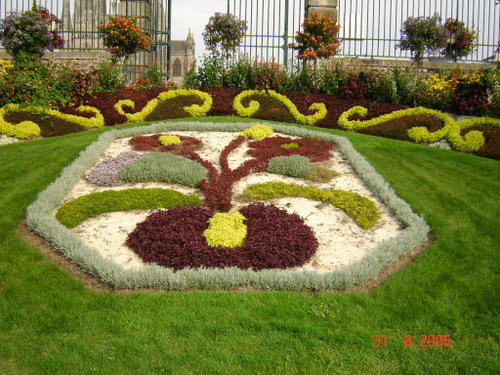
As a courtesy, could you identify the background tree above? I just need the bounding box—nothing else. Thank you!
[442,18,478,61]
[203,12,247,61]
[292,13,342,63]
[0,0,64,64]
[397,14,448,68]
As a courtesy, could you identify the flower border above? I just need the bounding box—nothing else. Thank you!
[26,121,430,291]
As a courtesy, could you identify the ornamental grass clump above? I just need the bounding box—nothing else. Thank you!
[85,151,144,187]
[267,155,312,179]
[119,152,208,188]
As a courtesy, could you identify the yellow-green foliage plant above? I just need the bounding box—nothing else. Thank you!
[114,89,213,123]
[159,135,182,145]
[233,90,328,126]
[338,106,500,153]
[239,124,274,139]
[242,181,380,230]
[203,211,247,248]
[0,104,41,138]
[0,103,105,139]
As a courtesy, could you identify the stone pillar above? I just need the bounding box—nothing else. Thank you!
[306,0,338,23]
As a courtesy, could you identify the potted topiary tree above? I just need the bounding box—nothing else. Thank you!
[397,14,448,68]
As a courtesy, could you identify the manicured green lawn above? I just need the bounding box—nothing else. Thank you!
[0,117,498,374]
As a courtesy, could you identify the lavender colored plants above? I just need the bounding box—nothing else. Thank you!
[85,151,144,186]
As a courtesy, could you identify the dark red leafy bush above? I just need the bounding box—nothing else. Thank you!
[248,136,334,162]
[126,203,318,271]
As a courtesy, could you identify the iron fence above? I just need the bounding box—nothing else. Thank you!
[1,0,171,79]
[228,0,499,66]
[228,0,305,68]
[2,0,499,74]
[338,0,500,63]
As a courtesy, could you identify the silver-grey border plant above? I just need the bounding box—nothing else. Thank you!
[26,121,430,291]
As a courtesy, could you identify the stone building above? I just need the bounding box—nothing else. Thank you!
[169,30,196,85]
[57,0,195,84]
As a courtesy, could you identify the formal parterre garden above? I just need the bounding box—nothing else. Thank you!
[1,59,499,290]
[1,7,499,372]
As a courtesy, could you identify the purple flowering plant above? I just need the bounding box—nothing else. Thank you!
[0,1,64,63]
[203,12,247,59]
[442,18,477,60]
[397,14,448,67]
[85,151,145,187]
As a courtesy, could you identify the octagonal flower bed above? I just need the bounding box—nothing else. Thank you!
[26,121,430,290]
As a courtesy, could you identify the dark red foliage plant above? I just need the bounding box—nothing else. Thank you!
[125,204,318,271]
[247,136,334,162]
[129,134,203,154]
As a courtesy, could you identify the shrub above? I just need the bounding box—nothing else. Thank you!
[267,155,312,179]
[239,124,274,139]
[129,134,203,154]
[85,151,145,186]
[442,18,477,60]
[291,12,342,61]
[56,188,202,229]
[318,62,348,97]
[0,103,41,138]
[186,55,223,88]
[233,90,327,125]
[93,60,124,93]
[119,151,208,188]
[223,57,256,89]
[158,135,182,145]
[368,67,418,106]
[397,14,448,66]
[126,203,318,271]
[248,135,333,163]
[203,211,247,248]
[241,181,380,230]
[0,3,64,63]
[0,57,73,108]
[114,89,213,122]
[203,13,247,59]
[97,15,153,65]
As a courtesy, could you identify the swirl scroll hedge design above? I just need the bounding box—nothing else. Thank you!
[0,103,104,138]
[114,89,213,123]
[338,106,500,153]
[233,89,328,126]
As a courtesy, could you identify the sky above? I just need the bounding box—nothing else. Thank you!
[171,0,228,59]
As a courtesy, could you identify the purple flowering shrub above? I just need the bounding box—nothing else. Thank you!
[126,203,318,271]
[0,4,64,62]
[85,151,144,186]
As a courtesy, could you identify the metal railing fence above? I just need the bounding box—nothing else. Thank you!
[228,0,499,66]
[228,0,305,68]
[1,0,171,79]
[338,0,500,63]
